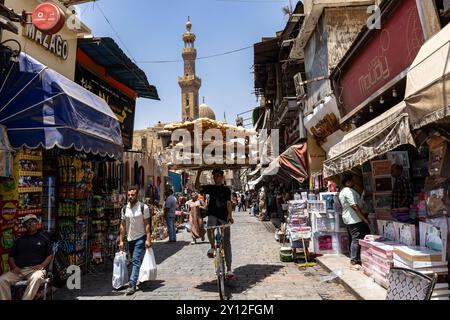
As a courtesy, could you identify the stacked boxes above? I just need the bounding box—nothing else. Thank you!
[359,237,397,288]
[393,246,449,300]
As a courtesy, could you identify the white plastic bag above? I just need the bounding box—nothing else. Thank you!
[138,248,157,282]
[112,251,129,289]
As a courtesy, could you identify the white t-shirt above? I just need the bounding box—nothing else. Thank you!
[121,202,150,241]
[338,187,362,225]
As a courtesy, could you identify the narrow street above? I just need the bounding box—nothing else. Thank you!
[55,211,355,300]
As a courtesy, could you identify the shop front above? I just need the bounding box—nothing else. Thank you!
[321,22,450,298]
[0,52,124,282]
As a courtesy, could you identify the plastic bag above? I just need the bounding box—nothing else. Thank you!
[112,251,129,289]
[138,248,157,282]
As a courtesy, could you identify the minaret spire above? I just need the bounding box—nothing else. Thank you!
[178,17,201,122]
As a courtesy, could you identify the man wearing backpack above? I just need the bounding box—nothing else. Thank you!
[119,186,152,295]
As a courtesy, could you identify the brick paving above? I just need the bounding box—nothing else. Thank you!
[54,211,355,300]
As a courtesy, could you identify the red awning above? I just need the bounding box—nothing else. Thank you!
[262,144,308,183]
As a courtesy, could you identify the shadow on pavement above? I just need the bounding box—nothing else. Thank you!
[195,264,284,298]
[139,280,165,292]
[153,240,190,264]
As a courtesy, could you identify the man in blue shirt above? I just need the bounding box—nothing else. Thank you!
[164,189,178,242]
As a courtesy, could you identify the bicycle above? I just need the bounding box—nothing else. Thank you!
[205,223,231,300]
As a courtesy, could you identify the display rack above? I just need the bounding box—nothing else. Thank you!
[15,149,43,234]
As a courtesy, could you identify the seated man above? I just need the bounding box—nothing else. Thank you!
[0,215,53,300]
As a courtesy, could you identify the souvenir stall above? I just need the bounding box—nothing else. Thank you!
[0,125,16,275]
[0,53,123,279]
[320,22,450,296]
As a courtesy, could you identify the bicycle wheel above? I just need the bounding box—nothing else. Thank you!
[216,249,226,300]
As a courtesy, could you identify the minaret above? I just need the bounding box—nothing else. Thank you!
[178,17,201,122]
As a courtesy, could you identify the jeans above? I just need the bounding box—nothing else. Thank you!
[166,215,176,241]
[207,216,232,271]
[127,235,146,286]
[347,222,370,264]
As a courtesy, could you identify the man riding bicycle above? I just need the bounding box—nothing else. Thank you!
[195,169,236,280]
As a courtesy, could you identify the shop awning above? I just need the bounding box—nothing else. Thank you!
[323,102,415,178]
[405,23,450,129]
[78,37,159,100]
[0,53,123,160]
[261,144,308,183]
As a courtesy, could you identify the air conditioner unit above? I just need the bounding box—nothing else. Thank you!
[293,72,305,99]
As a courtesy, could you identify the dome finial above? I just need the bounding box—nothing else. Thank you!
[202,96,205,104]
[186,16,192,32]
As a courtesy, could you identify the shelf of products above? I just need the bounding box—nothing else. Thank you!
[54,155,93,279]
[15,149,43,234]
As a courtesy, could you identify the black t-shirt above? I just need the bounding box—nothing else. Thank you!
[201,185,231,221]
[9,232,52,268]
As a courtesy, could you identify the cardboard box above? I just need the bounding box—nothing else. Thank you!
[393,246,444,262]
[393,259,449,275]
[393,252,448,269]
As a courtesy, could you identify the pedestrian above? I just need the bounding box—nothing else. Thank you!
[0,215,53,300]
[164,189,177,243]
[119,186,152,295]
[196,169,236,280]
[338,173,370,270]
[240,193,246,211]
[258,187,267,221]
[188,192,206,244]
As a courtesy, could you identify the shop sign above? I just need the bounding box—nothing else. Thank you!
[32,1,66,35]
[0,201,17,222]
[75,64,136,149]
[334,0,425,118]
[304,96,352,149]
[24,24,69,60]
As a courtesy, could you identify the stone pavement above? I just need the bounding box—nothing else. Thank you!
[54,211,356,300]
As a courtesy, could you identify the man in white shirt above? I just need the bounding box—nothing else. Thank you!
[338,173,370,270]
[119,186,152,295]
[164,189,178,242]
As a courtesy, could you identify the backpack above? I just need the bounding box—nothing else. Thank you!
[122,202,151,234]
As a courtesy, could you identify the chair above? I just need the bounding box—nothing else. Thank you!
[386,267,437,300]
[12,242,58,300]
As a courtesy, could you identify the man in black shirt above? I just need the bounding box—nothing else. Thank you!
[196,169,235,280]
[0,215,53,300]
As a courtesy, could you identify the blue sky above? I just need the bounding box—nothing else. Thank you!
[78,0,291,129]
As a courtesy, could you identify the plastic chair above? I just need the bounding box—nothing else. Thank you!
[386,267,437,300]
[12,242,58,300]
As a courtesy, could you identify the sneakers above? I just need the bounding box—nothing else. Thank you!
[225,271,236,280]
[350,264,362,271]
[190,240,197,245]
[125,284,136,295]
[207,248,215,258]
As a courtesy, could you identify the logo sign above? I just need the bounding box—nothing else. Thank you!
[32,2,66,35]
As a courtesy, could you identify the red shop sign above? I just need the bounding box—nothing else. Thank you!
[334,0,425,118]
[32,2,66,35]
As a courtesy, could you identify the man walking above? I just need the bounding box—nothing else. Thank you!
[119,186,152,295]
[0,215,53,300]
[196,169,235,280]
[164,189,177,243]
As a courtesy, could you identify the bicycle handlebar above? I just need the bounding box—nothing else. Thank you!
[205,223,232,230]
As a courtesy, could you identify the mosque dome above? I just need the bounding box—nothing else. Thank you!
[199,103,216,120]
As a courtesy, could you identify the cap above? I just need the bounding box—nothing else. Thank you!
[23,214,39,224]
